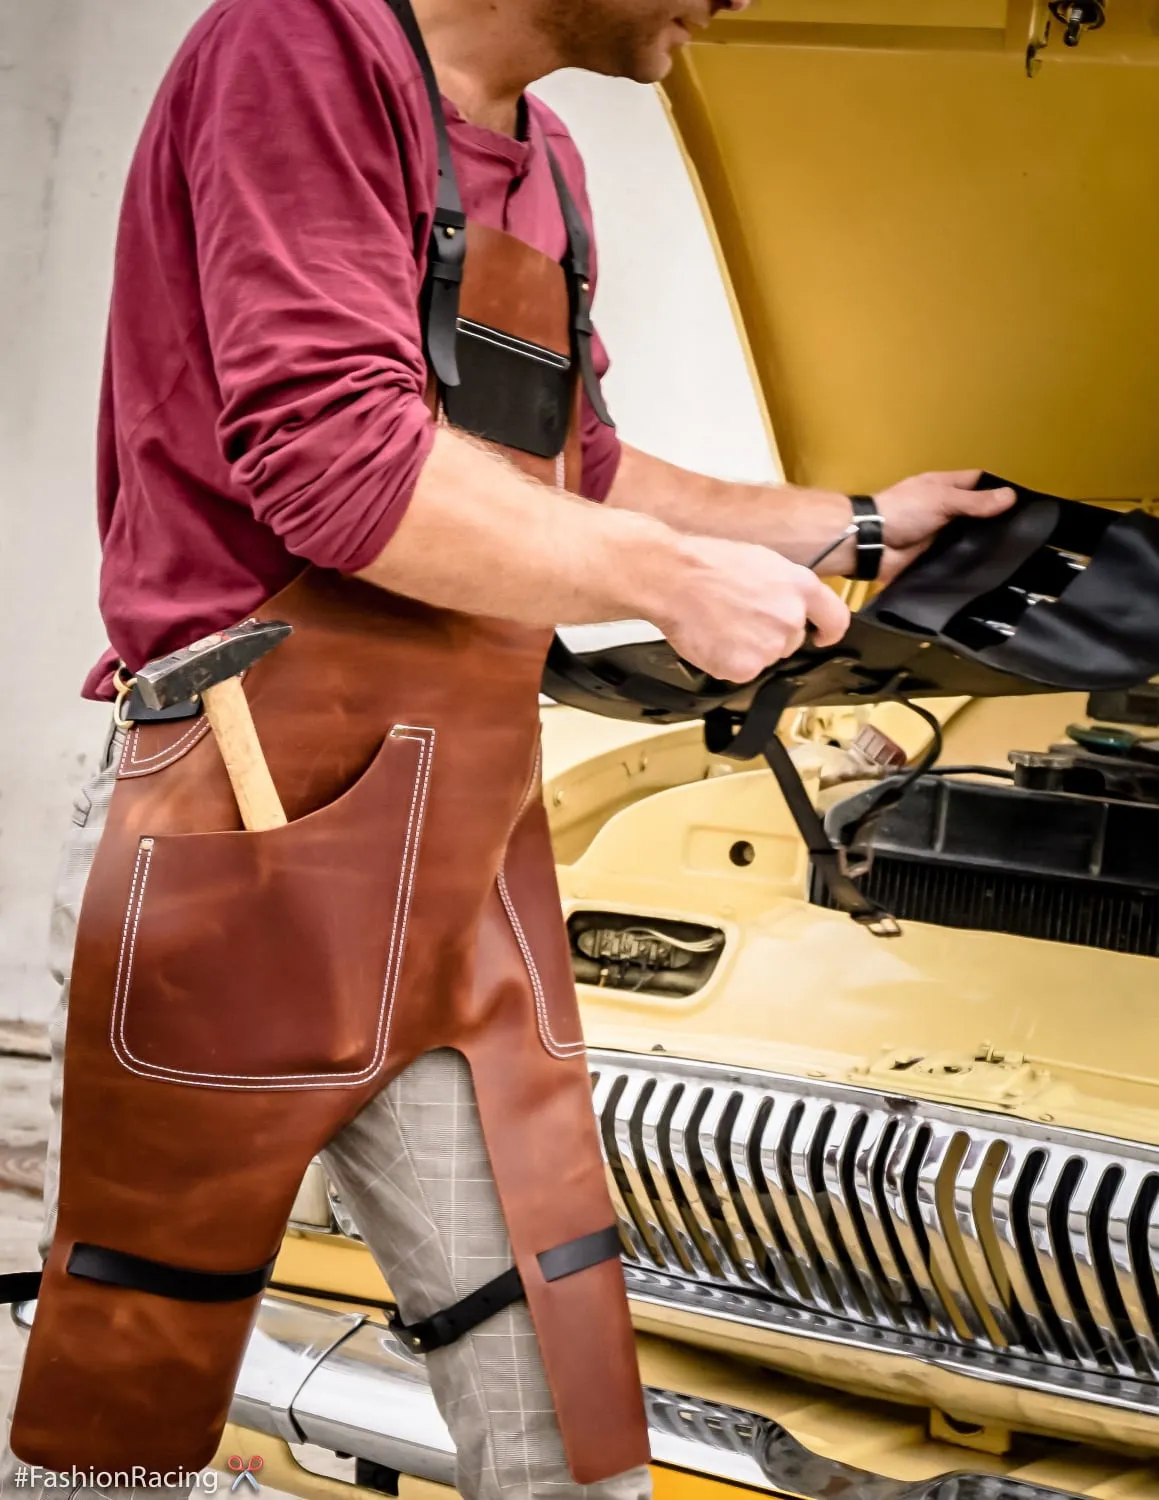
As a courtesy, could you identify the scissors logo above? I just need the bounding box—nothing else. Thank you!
[228,1456,264,1492]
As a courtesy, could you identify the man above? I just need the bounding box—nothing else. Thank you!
[2,0,1013,1497]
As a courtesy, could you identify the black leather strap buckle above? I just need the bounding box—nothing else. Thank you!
[850,495,885,582]
[390,1265,523,1355]
[389,1224,621,1355]
[429,208,467,285]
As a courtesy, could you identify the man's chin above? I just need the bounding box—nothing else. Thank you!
[592,49,675,83]
[630,39,680,83]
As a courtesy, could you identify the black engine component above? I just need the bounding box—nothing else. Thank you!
[567,911,725,996]
[811,765,1159,957]
[1087,681,1159,727]
[1009,741,1159,802]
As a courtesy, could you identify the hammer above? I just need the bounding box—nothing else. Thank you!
[134,620,292,831]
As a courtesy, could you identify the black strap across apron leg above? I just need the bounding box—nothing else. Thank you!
[0,1271,43,1304]
[67,1243,277,1302]
[389,1225,621,1355]
[0,1246,276,1307]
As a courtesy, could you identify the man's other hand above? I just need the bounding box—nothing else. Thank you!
[875,470,1016,581]
[655,536,851,682]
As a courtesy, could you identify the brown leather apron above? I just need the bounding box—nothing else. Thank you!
[11,4,648,1480]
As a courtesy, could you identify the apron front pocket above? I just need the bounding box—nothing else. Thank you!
[110,725,435,1089]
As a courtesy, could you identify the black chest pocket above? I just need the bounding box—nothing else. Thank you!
[442,319,574,460]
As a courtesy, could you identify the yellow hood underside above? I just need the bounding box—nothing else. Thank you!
[663,0,1159,498]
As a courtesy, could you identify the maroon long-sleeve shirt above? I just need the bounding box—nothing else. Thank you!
[85,0,619,700]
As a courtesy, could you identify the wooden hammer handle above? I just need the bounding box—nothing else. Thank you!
[201,677,287,831]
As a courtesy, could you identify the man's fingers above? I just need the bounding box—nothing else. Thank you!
[804,576,851,647]
[955,483,1017,517]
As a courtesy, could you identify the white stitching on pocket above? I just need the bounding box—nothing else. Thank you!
[109,725,436,1091]
[497,745,584,1060]
[118,719,212,777]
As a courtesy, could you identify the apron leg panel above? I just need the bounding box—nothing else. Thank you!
[15,825,397,1474]
[12,1244,254,1472]
[461,882,649,1484]
[11,1069,355,1470]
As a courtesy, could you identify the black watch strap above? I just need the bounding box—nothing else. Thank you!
[849,495,885,582]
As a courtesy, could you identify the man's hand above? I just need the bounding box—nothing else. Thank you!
[872,470,1015,581]
[654,536,850,682]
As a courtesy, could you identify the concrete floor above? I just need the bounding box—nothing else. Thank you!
[0,1045,55,1442]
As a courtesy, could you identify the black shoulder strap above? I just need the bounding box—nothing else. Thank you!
[546,144,614,427]
[382,0,465,388]
[382,0,610,421]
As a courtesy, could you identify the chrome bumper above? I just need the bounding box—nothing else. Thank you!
[192,1296,1084,1497]
[11,1293,1077,1496]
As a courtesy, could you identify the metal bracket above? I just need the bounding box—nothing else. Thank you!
[1028,0,1106,72]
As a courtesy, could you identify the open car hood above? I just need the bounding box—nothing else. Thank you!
[548,3,1159,723]
[661,0,1159,502]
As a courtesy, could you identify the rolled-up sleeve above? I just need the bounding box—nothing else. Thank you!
[178,0,434,572]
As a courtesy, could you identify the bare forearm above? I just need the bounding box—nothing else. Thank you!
[355,426,853,681]
[356,427,682,627]
[606,443,856,571]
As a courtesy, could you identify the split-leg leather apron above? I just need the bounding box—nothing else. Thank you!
[10,7,648,1477]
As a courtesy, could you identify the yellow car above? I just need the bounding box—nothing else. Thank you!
[218,4,1159,1496]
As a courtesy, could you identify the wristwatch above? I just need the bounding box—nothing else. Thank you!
[848,495,885,582]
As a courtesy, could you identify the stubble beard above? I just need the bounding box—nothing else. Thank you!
[533,0,679,84]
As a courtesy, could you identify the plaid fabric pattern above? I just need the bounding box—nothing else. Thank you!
[0,730,651,1500]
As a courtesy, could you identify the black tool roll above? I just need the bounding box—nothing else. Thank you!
[861,474,1159,691]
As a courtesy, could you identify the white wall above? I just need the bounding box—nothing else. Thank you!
[0,4,772,1021]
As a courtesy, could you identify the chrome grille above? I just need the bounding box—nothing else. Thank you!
[590,1050,1159,1413]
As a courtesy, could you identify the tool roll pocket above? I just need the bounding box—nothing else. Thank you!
[110,724,435,1088]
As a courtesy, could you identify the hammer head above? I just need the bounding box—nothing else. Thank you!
[136,620,293,711]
